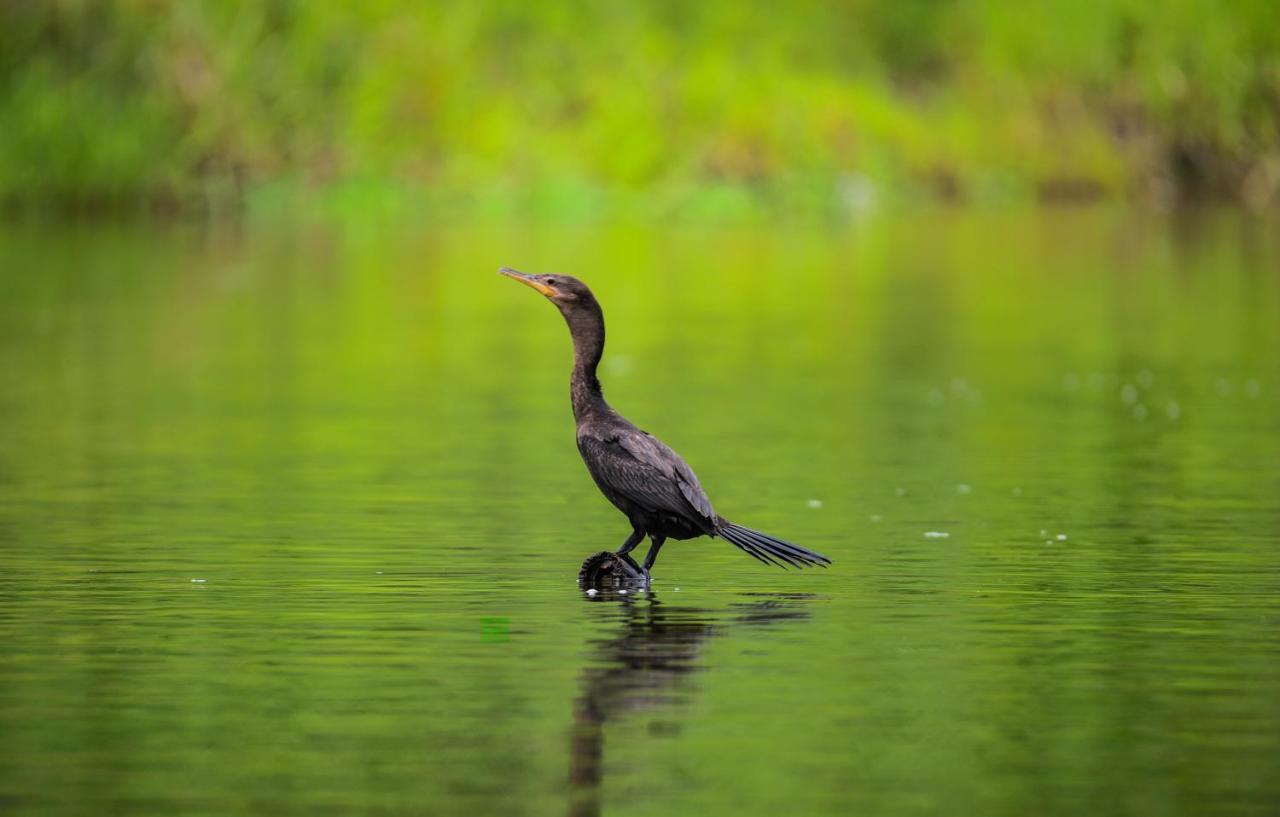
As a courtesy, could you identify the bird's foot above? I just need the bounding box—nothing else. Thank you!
[615,551,642,574]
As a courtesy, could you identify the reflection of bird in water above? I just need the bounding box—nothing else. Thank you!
[500,269,831,580]
[567,593,812,817]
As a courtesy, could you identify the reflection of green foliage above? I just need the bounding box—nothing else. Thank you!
[0,214,1278,815]
[1,1,1278,213]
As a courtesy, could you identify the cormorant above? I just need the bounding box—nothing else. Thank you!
[500,267,831,579]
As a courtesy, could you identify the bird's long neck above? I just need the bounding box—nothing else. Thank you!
[564,299,607,422]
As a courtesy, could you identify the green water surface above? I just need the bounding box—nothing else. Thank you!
[1,210,1278,816]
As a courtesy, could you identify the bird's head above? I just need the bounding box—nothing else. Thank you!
[499,267,596,314]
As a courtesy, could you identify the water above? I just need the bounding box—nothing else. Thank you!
[1,209,1278,816]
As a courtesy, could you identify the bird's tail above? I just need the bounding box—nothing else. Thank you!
[715,520,831,569]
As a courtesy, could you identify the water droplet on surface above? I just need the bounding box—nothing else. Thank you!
[806,499,823,509]
[1121,384,1139,404]
[923,531,950,538]
[1056,534,1068,541]
[585,588,598,596]
[956,484,971,495]
[190,579,206,583]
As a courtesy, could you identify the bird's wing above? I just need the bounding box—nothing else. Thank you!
[619,431,717,521]
[578,429,716,526]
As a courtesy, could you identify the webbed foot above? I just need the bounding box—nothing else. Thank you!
[615,551,642,573]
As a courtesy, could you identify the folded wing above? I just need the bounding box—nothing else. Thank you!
[578,430,716,530]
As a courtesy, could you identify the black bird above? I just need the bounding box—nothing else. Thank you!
[500,267,831,579]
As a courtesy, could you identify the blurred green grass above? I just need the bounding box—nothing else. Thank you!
[2,1,1278,217]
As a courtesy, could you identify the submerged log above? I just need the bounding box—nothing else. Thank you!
[578,551,648,590]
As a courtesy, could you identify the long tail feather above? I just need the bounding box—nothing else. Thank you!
[734,539,779,567]
[716,522,831,569]
[738,538,792,569]
[728,523,828,567]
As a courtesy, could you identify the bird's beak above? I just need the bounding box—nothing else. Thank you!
[499,267,557,297]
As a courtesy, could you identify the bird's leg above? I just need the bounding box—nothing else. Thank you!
[615,527,645,573]
[616,528,644,555]
[641,534,666,581]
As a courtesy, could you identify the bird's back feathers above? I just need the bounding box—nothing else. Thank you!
[577,430,716,531]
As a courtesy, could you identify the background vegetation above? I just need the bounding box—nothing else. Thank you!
[3,0,1279,216]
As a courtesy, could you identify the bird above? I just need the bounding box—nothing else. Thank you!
[499,267,831,581]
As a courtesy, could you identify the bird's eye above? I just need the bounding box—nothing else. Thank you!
[546,278,557,286]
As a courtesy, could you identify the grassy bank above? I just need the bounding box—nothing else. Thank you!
[2,1,1279,216]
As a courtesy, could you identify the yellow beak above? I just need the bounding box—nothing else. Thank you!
[499,267,557,297]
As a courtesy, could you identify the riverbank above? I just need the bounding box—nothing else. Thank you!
[3,2,1278,215]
